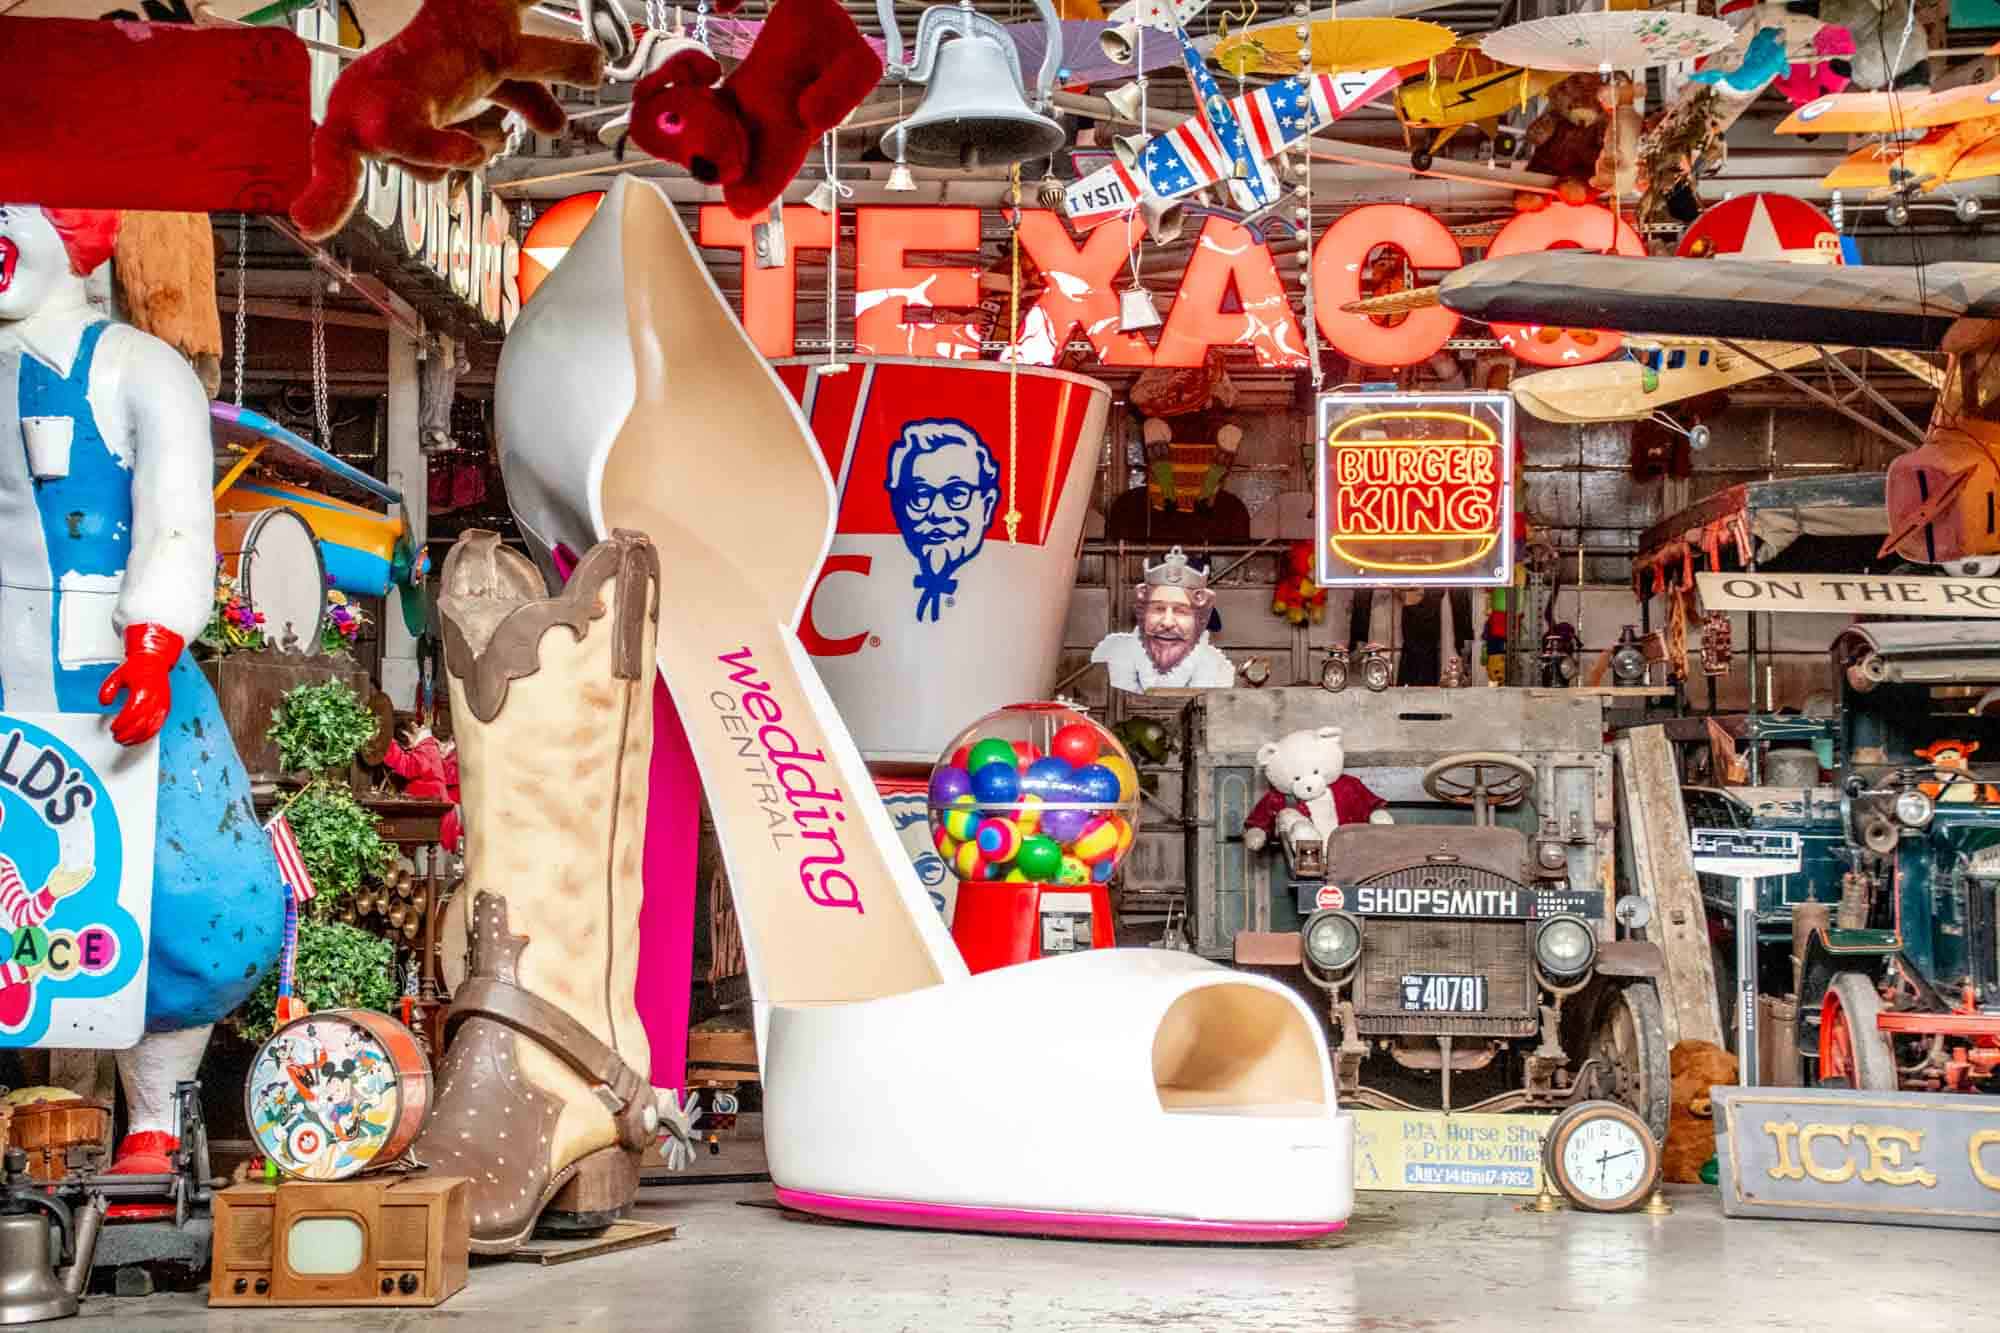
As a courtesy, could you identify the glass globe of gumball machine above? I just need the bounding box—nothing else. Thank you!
[927,702,1141,974]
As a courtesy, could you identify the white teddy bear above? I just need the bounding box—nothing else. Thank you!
[1242,725,1393,854]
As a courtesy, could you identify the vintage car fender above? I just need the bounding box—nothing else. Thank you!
[1594,939,1666,978]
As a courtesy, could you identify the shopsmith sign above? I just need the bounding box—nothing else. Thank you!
[528,193,1641,370]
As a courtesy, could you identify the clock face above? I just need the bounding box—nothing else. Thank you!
[1547,1103,1658,1210]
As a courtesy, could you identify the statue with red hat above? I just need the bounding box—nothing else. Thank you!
[0,203,283,1177]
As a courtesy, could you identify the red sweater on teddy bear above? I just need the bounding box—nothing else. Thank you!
[1243,777,1385,837]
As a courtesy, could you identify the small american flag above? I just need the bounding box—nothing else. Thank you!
[267,813,316,904]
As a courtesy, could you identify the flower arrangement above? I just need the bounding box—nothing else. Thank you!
[320,589,369,655]
[199,559,267,655]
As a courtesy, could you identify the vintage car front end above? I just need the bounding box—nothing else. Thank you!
[1186,686,1671,1139]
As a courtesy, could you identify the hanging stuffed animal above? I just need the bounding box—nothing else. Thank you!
[1519,72,1608,209]
[1590,73,1643,199]
[626,0,883,219]
[1815,0,1927,90]
[289,0,607,239]
[1271,540,1326,626]
[1770,25,1854,106]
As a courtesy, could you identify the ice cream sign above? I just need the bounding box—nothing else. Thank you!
[1315,392,1514,588]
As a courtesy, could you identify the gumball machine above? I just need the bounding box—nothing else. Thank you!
[928,703,1141,973]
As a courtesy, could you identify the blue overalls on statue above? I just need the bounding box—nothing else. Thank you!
[1,319,282,1031]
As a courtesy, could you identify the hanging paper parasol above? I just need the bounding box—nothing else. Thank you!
[1212,16,1455,76]
[1480,11,1734,73]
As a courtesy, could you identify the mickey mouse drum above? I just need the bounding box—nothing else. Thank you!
[246,1009,432,1180]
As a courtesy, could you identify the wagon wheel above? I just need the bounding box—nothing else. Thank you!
[1422,752,1535,827]
[1587,982,1669,1142]
[1818,973,1899,1091]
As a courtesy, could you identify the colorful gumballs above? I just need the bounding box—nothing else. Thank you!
[1110,813,1135,857]
[932,826,959,859]
[1012,740,1044,765]
[1003,868,1031,883]
[970,761,1021,805]
[1050,722,1102,767]
[1056,854,1091,885]
[929,765,973,807]
[1021,757,1074,799]
[952,841,987,881]
[941,794,980,842]
[950,744,972,772]
[1039,806,1090,845]
[967,737,1017,773]
[1099,755,1139,803]
[1091,858,1116,883]
[975,817,1022,862]
[1015,793,1044,835]
[1072,814,1122,865]
[984,860,1011,880]
[1015,835,1063,882]
[1073,763,1122,806]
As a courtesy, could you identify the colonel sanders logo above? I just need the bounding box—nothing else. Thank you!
[885,419,1001,622]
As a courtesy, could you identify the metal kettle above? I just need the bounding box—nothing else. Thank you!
[0,1150,104,1324]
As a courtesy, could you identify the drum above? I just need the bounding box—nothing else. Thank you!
[216,506,328,655]
[246,1009,432,1180]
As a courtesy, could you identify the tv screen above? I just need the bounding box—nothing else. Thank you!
[287,1216,365,1275]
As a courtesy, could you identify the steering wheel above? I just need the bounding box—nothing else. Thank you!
[1423,752,1537,826]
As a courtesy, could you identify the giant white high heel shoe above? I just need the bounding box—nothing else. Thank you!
[497,176,1355,1240]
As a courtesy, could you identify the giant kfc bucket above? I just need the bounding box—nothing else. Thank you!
[774,357,1111,763]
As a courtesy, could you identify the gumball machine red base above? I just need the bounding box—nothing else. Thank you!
[929,703,1140,974]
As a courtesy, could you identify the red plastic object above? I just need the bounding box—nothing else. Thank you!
[0,18,311,213]
[950,881,1115,974]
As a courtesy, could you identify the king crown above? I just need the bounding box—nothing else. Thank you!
[1144,546,1209,591]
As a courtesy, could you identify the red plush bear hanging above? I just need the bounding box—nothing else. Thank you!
[290,0,606,240]
[625,0,883,218]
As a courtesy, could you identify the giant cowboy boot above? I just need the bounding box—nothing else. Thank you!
[412,528,661,1254]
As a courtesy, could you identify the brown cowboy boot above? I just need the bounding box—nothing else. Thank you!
[413,529,661,1254]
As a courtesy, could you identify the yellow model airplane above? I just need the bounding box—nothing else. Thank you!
[1778,74,2000,195]
[1394,42,1565,169]
[1511,337,1941,424]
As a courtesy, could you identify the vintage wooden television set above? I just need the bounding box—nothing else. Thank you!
[208,1174,468,1308]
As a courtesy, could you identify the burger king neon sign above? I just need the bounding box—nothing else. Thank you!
[1316,392,1514,587]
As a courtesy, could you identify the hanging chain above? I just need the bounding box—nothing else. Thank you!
[824,130,841,371]
[233,214,249,406]
[1004,164,1023,545]
[310,281,332,446]
[692,0,709,48]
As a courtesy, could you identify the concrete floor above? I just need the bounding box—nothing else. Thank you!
[72,1181,1988,1332]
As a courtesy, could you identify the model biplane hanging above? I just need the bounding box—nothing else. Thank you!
[1393,42,1565,170]
[1778,74,2000,197]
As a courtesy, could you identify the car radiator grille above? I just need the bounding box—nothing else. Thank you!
[1354,920,1536,1033]
[1359,864,1528,895]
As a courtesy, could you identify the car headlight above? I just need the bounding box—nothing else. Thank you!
[1534,914,1596,981]
[1302,909,1362,974]
[1893,789,1935,828]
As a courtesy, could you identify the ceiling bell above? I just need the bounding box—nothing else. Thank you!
[1103,82,1144,123]
[1119,287,1163,331]
[1101,19,1140,64]
[877,0,1068,170]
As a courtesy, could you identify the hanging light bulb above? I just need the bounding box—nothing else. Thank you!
[1119,287,1163,331]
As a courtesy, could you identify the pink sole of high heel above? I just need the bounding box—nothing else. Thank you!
[772,1187,1348,1243]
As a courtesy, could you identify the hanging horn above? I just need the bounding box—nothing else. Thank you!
[1101,19,1141,64]
[1111,132,1150,169]
[1104,82,1144,122]
[1140,195,1184,244]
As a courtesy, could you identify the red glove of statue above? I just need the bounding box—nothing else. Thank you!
[97,623,183,747]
